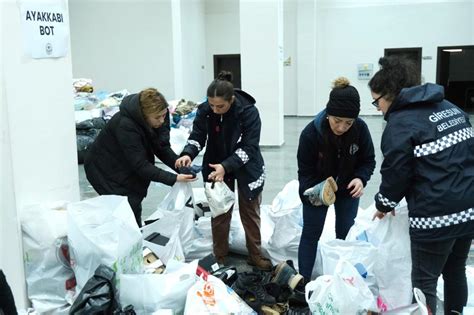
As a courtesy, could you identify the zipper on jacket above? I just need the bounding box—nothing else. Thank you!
[222,114,227,155]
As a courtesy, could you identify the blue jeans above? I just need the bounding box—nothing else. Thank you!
[411,237,472,314]
[298,195,359,280]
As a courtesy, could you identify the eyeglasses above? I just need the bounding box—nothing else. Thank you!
[372,94,385,108]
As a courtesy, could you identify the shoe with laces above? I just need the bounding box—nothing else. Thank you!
[288,284,307,308]
[264,282,293,304]
[272,260,304,290]
[232,272,276,312]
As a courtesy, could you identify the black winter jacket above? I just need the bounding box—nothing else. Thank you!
[375,83,474,241]
[298,110,376,202]
[181,89,265,200]
[84,93,178,198]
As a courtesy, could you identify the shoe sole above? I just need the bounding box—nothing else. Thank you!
[272,262,295,285]
[272,262,304,290]
[321,176,338,206]
[288,273,304,290]
[261,305,279,315]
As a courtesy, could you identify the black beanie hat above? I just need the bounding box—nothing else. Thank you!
[326,77,360,118]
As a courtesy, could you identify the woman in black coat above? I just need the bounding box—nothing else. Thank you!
[297,77,376,281]
[84,88,195,227]
[370,56,474,314]
[175,71,272,270]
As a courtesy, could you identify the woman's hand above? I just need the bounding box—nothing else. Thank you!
[175,155,191,169]
[176,174,197,182]
[372,209,395,221]
[208,163,225,182]
[347,178,364,198]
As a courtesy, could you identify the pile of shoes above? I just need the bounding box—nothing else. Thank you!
[228,260,311,315]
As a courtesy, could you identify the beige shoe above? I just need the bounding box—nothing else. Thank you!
[261,303,289,315]
[321,176,338,206]
[303,176,338,206]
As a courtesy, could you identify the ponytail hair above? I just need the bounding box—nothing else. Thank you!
[207,70,234,102]
[368,56,421,101]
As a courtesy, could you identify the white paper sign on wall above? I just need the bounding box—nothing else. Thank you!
[357,63,373,80]
[19,0,69,59]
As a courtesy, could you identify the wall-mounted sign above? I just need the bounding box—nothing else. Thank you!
[19,0,69,59]
[357,63,373,80]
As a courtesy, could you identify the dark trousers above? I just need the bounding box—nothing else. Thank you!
[127,195,144,228]
[0,270,17,315]
[298,195,359,280]
[212,180,263,259]
[411,237,472,314]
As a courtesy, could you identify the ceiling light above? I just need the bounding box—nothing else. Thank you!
[442,49,463,53]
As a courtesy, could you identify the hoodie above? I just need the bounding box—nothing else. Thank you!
[84,93,178,198]
[297,109,376,202]
[375,83,474,241]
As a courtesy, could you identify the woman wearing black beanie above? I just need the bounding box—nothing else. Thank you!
[296,77,376,281]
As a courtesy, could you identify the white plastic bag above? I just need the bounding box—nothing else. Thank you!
[265,181,303,265]
[193,187,210,218]
[346,200,412,309]
[21,202,74,314]
[381,288,429,314]
[437,265,474,307]
[306,260,377,314]
[186,216,213,260]
[315,239,378,294]
[316,239,377,276]
[120,260,198,315]
[229,205,273,258]
[67,195,143,293]
[170,126,191,155]
[205,181,235,218]
[184,274,257,315]
[142,226,185,265]
[144,182,195,256]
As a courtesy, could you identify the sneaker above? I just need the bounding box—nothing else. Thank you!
[264,282,293,303]
[232,272,276,311]
[247,255,273,271]
[272,260,304,290]
[288,285,307,308]
[303,176,338,206]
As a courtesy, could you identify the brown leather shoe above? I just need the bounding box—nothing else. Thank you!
[247,255,273,271]
[216,255,226,265]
